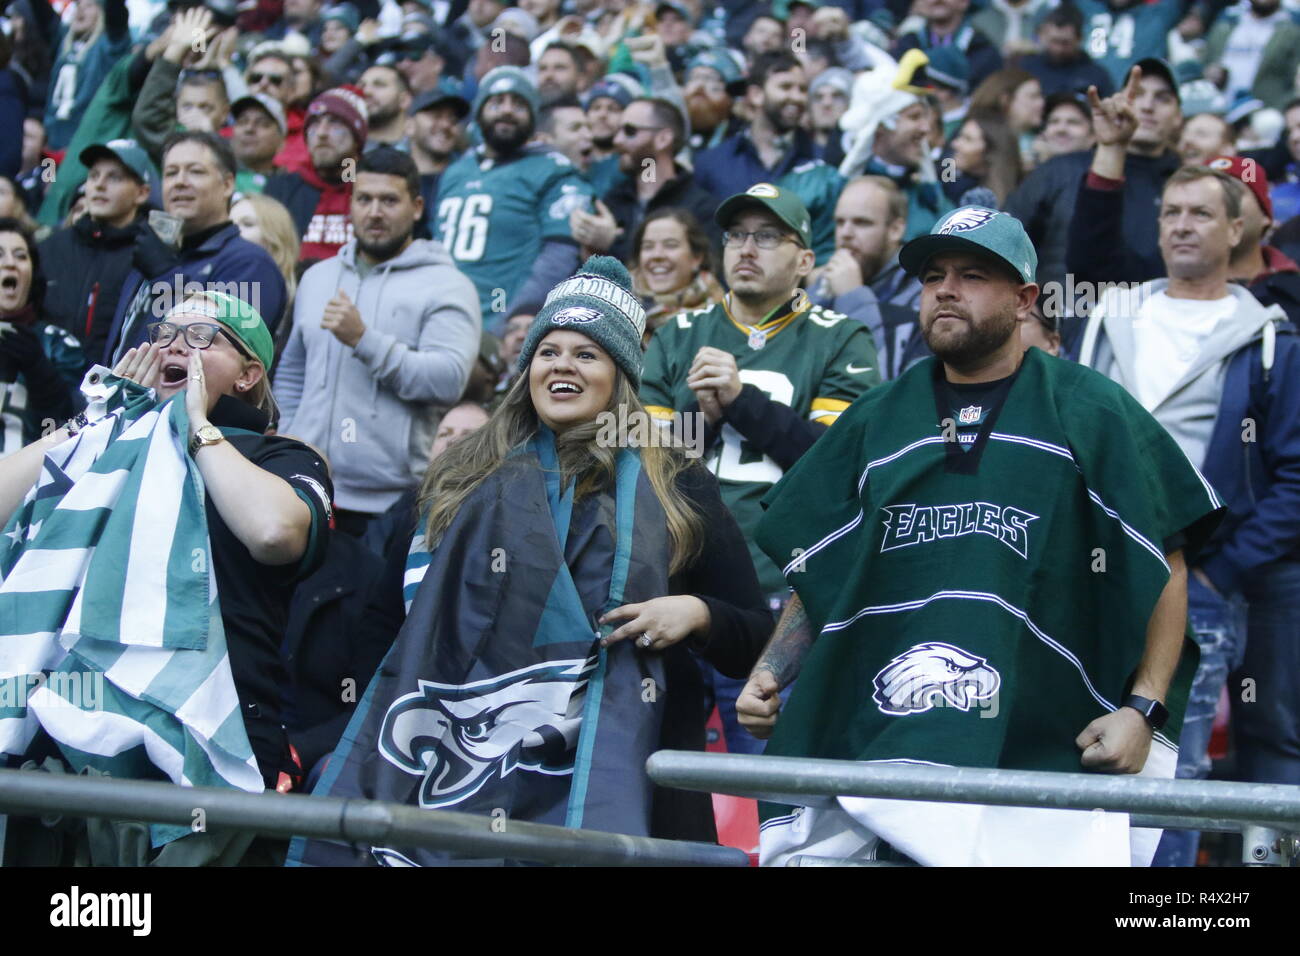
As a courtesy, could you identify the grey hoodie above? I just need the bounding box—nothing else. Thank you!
[273,238,482,513]
[1079,279,1286,469]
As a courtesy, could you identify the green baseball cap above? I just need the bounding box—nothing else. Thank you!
[898,206,1038,284]
[167,291,275,370]
[715,182,813,249]
[79,138,156,187]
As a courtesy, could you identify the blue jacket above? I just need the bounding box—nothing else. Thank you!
[103,223,288,366]
[1197,324,1300,592]
[693,127,821,201]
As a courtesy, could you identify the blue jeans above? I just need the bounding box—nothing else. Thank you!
[1152,573,1246,867]
[1231,561,1300,785]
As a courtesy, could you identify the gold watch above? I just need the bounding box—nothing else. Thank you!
[189,424,225,456]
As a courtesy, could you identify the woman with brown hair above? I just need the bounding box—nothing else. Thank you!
[942,113,1024,207]
[969,67,1045,170]
[629,208,725,342]
[290,257,771,866]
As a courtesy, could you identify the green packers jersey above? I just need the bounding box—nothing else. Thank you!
[641,298,881,592]
[435,144,595,331]
[779,160,844,266]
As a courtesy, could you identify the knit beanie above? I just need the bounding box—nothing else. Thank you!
[474,66,540,123]
[305,86,369,150]
[518,256,647,386]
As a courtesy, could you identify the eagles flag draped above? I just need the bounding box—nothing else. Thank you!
[754,348,1224,866]
[288,429,671,866]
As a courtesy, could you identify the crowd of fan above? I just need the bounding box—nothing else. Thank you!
[0,0,1298,866]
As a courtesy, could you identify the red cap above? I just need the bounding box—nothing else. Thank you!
[1204,155,1273,221]
[305,85,369,150]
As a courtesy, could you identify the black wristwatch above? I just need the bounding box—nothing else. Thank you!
[1123,694,1169,731]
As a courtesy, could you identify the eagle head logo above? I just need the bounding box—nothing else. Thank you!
[552,306,603,325]
[377,658,593,809]
[872,642,1001,716]
[937,207,998,235]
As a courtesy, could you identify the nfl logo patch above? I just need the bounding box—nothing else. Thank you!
[958,405,982,425]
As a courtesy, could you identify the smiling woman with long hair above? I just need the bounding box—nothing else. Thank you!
[291,257,772,866]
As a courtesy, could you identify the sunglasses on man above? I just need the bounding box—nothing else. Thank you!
[248,71,286,87]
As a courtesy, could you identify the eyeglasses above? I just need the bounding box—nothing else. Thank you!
[618,122,662,138]
[148,321,250,357]
[248,71,286,87]
[722,229,795,250]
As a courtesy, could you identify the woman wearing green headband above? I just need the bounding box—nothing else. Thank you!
[0,291,334,864]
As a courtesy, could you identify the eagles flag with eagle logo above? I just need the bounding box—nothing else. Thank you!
[754,348,1224,866]
[288,428,672,866]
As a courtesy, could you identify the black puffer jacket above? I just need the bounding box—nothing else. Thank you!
[38,214,146,369]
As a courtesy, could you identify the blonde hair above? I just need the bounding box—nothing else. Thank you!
[418,372,705,575]
[238,193,300,305]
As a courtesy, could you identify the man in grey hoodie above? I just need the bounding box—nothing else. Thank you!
[1079,165,1300,865]
[273,147,482,538]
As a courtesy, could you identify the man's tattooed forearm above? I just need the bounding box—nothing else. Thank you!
[756,594,815,689]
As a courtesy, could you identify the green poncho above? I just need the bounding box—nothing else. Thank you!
[754,348,1223,866]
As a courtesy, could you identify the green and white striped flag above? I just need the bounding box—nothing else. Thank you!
[0,368,261,828]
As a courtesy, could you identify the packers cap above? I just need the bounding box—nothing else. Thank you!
[898,206,1037,285]
[715,182,812,249]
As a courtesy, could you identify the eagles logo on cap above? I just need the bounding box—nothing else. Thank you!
[747,183,780,198]
[937,208,998,234]
[552,306,603,325]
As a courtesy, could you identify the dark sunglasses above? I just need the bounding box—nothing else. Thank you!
[148,321,251,357]
[618,122,662,138]
[248,71,287,87]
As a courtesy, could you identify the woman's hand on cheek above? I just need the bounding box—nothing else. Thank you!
[186,348,209,433]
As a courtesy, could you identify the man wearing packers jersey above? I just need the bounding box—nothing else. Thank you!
[640,183,880,753]
[435,67,594,335]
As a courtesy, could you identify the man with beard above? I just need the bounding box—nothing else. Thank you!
[574,97,718,263]
[434,67,594,334]
[359,65,413,152]
[536,42,587,106]
[736,205,1224,867]
[694,53,845,263]
[683,49,744,151]
[267,86,370,263]
[274,147,481,539]
[640,182,879,754]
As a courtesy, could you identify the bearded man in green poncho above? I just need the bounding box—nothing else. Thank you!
[737,206,1225,867]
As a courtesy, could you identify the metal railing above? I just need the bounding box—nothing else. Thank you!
[645,751,1300,866]
[0,768,748,867]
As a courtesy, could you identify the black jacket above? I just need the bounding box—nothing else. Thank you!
[38,214,145,368]
[1017,51,1114,98]
[1064,152,1185,287]
[602,168,721,263]
[265,171,323,239]
[1006,148,1180,296]
[281,525,405,774]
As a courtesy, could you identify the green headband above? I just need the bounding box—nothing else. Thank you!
[169,291,275,370]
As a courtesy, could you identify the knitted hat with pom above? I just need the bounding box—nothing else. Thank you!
[517,256,647,386]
